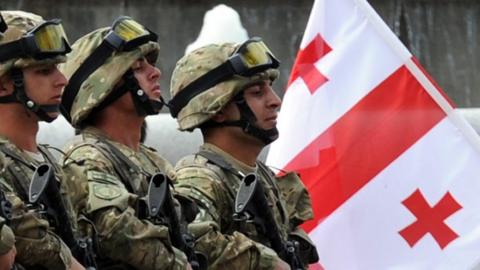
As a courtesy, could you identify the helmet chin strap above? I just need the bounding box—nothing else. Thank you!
[207,93,279,145]
[124,69,164,116]
[93,69,165,117]
[0,68,58,122]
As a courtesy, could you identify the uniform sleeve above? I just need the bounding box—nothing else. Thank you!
[0,149,73,270]
[276,172,319,265]
[62,146,188,270]
[0,217,14,255]
[174,162,280,270]
[6,191,72,270]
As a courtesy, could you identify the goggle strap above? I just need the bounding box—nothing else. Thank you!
[61,39,115,120]
[0,40,26,62]
[168,61,234,117]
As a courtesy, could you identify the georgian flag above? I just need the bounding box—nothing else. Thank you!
[266,0,480,269]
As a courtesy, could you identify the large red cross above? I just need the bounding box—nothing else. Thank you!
[399,189,462,249]
[288,34,332,94]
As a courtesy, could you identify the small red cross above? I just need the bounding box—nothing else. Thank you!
[288,34,332,94]
[399,189,462,249]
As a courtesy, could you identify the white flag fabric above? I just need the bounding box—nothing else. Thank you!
[266,0,480,269]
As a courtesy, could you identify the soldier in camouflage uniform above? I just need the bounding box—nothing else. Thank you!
[0,217,15,270]
[0,10,85,270]
[59,17,191,270]
[168,41,319,269]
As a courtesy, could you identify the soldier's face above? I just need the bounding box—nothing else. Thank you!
[242,80,281,130]
[132,57,162,101]
[23,64,67,119]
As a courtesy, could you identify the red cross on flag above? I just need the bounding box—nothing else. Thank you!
[266,0,480,269]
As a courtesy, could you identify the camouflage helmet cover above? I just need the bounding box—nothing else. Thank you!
[0,10,66,78]
[60,27,160,127]
[170,43,279,131]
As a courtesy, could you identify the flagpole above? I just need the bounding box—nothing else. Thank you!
[354,0,480,153]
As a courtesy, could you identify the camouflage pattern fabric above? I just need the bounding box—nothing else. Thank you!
[0,136,73,269]
[0,10,66,78]
[170,43,279,131]
[175,143,317,270]
[59,27,159,128]
[0,217,14,255]
[61,127,188,270]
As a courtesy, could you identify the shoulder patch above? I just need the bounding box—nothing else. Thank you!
[92,183,122,200]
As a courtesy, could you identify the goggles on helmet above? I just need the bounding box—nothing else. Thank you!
[104,16,157,51]
[61,16,158,121]
[168,37,279,118]
[0,19,71,62]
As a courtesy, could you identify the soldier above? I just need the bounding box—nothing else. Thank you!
[59,16,191,270]
[0,10,85,270]
[168,40,319,269]
[0,217,15,270]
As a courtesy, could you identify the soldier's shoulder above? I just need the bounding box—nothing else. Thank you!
[176,154,225,178]
[62,134,110,166]
[140,144,175,179]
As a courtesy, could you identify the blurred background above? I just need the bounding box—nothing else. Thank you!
[2,0,479,161]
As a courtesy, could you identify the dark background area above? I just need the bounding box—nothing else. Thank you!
[3,0,479,107]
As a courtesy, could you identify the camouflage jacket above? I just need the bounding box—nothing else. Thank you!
[61,127,188,270]
[0,216,14,255]
[0,136,73,269]
[175,143,318,270]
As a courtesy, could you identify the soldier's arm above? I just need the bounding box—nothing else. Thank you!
[174,167,282,270]
[62,148,188,270]
[0,217,16,270]
[6,192,73,270]
[276,171,319,265]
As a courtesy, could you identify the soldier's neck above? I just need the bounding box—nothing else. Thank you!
[205,131,263,167]
[93,107,143,151]
[0,105,39,152]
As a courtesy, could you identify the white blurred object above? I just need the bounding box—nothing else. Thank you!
[38,114,203,163]
[185,4,249,54]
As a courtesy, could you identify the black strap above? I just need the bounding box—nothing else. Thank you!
[3,68,58,123]
[0,40,27,62]
[61,40,117,121]
[93,139,157,195]
[168,61,235,117]
[197,150,244,178]
[92,142,137,193]
[196,150,243,201]
[0,95,17,103]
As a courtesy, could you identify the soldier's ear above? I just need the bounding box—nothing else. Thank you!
[211,110,226,123]
[0,74,13,96]
[212,101,239,123]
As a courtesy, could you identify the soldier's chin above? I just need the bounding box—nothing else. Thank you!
[45,111,60,120]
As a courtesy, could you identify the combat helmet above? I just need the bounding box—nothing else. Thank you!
[0,10,71,122]
[169,37,280,144]
[60,16,161,128]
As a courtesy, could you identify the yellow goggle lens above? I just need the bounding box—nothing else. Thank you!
[33,24,67,52]
[114,19,148,42]
[240,41,273,68]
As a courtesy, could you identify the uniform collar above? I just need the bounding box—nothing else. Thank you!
[201,142,257,175]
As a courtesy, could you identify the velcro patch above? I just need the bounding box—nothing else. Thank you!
[92,183,122,200]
